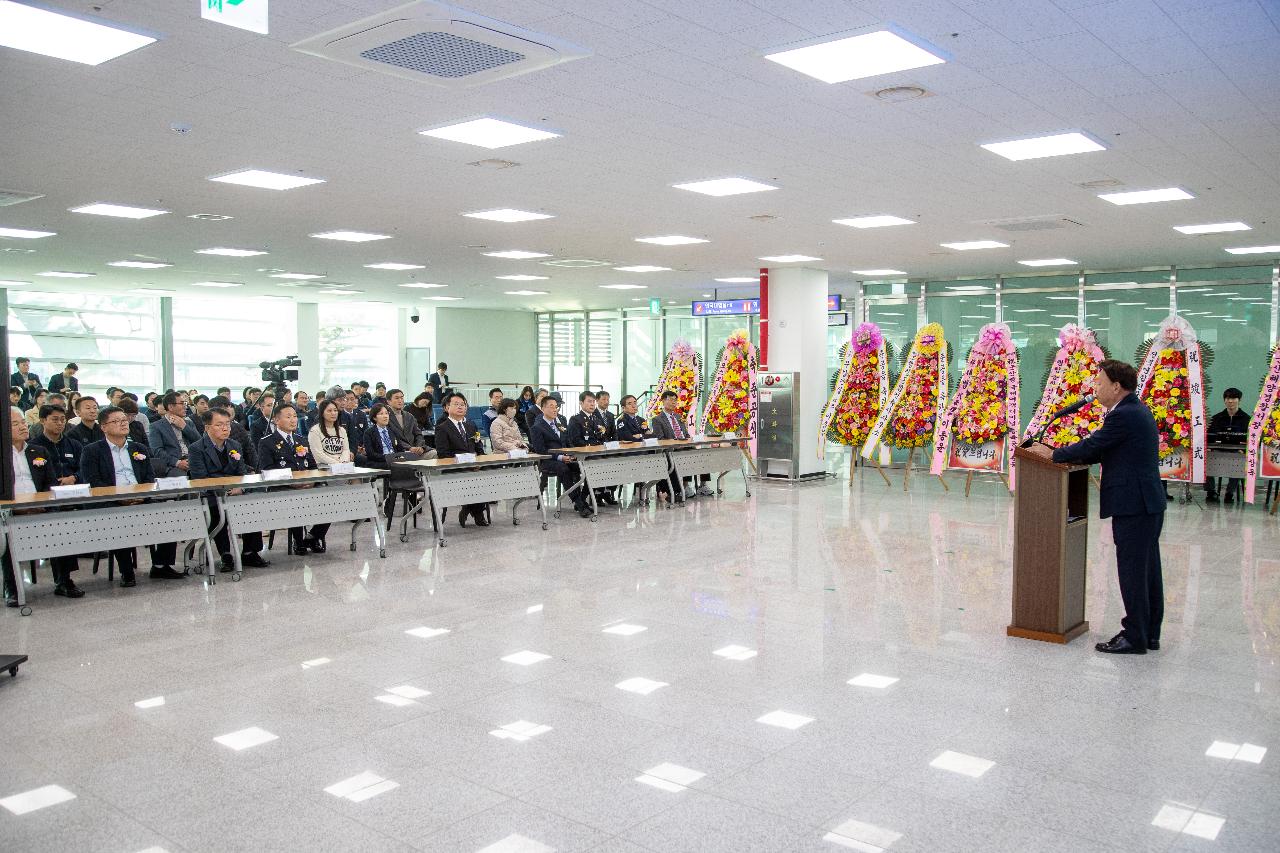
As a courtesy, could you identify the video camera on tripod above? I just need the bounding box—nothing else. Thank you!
[260,355,301,388]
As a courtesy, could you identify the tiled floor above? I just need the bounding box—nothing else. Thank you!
[1,462,1277,852]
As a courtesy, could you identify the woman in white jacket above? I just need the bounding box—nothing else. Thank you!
[307,398,353,465]
[489,398,527,453]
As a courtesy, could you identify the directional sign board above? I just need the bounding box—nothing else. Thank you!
[201,0,268,35]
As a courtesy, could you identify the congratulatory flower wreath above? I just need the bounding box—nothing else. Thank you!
[1023,324,1107,449]
[701,329,757,436]
[818,322,891,457]
[1244,343,1280,504]
[648,339,701,427]
[1135,315,1210,483]
[862,323,947,458]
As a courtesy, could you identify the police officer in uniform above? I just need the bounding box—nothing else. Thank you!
[255,402,329,555]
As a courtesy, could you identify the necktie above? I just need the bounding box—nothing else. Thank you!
[457,420,465,438]
[671,414,684,439]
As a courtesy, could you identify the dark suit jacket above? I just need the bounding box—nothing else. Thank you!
[31,432,83,481]
[228,419,256,471]
[434,417,483,459]
[80,438,155,488]
[1052,393,1167,518]
[427,372,450,403]
[650,410,690,441]
[148,415,200,472]
[529,416,574,471]
[568,411,608,447]
[128,419,150,448]
[256,430,317,472]
[47,373,78,394]
[187,434,249,479]
[12,371,41,409]
[14,443,58,493]
[340,409,369,457]
[599,409,616,438]
[362,424,409,469]
[616,412,651,442]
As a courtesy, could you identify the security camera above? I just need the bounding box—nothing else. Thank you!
[410,311,420,324]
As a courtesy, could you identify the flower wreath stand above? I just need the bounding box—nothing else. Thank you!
[861,323,949,491]
[701,330,759,474]
[1135,315,1211,501]
[648,338,702,431]
[930,323,1018,496]
[1245,342,1280,512]
[818,322,893,487]
[1023,323,1109,491]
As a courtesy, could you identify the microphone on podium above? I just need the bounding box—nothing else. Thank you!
[1021,394,1096,448]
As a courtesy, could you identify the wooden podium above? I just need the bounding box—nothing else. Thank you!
[1008,448,1091,643]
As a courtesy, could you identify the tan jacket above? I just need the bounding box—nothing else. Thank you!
[489,413,526,453]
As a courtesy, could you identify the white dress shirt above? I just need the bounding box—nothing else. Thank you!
[108,439,138,487]
[12,445,36,495]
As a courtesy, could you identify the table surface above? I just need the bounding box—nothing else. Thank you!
[398,453,549,469]
[0,467,384,507]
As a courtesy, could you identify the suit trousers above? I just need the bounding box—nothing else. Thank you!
[1111,511,1165,648]
[3,552,78,593]
[207,500,264,557]
[541,459,585,509]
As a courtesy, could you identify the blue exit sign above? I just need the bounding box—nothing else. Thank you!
[691,294,841,316]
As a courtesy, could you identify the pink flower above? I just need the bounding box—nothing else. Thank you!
[32,457,46,467]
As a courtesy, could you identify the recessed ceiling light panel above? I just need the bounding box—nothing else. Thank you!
[497,274,548,281]
[108,260,171,269]
[399,282,448,289]
[832,215,914,228]
[1017,258,1078,267]
[196,247,268,257]
[715,277,758,283]
[764,25,948,84]
[0,0,159,66]
[601,284,647,290]
[940,240,1008,250]
[635,235,709,245]
[851,269,907,276]
[614,265,670,272]
[1098,187,1194,205]
[1225,244,1280,255]
[759,254,821,263]
[37,270,94,278]
[504,289,549,295]
[981,131,1107,161]
[484,250,550,259]
[311,230,392,242]
[209,169,325,190]
[70,202,167,219]
[463,208,554,223]
[425,295,463,301]
[0,226,55,238]
[1173,222,1250,235]
[270,273,324,280]
[365,262,425,270]
[190,280,243,288]
[419,117,560,149]
[672,177,777,196]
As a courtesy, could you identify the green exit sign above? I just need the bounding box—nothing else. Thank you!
[202,0,268,34]
[649,298,662,315]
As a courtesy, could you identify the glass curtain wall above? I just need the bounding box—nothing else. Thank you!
[6,291,160,400]
[316,302,397,390]
[173,296,298,393]
[1176,266,1274,411]
[622,312,661,402]
[587,311,623,397]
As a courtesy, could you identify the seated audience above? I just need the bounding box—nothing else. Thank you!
[188,407,270,571]
[616,395,652,441]
[529,395,591,518]
[434,392,489,526]
[596,391,616,436]
[1206,387,1251,504]
[4,408,83,604]
[524,389,549,433]
[67,396,103,445]
[410,391,434,432]
[191,395,210,432]
[490,398,528,453]
[568,391,616,506]
[24,389,47,425]
[648,389,705,501]
[386,388,426,452]
[148,391,199,477]
[307,398,354,466]
[256,403,329,555]
[32,404,82,484]
[248,392,276,446]
[340,391,370,459]
[209,395,256,471]
[117,397,151,447]
[81,405,185,584]
[484,387,503,427]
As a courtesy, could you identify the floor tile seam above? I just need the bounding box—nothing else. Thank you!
[510,786,688,836]
[306,770,510,840]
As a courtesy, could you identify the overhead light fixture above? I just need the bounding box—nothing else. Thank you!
[852,269,907,276]
[270,272,324,280]
[1225,244,1280,255]
[1098,187,1194,205]
[0,280,30,287]
[318,288,362,295]
[398,282,448,289]
[759,254,821,262]
[832,215,915,228]
[419,117,560,149]
[108,260,171,269]
[463,208,554,223]
[425,295,463,301]
[128,288,176,295]
[504,289,549,295]
[188,212,233,221]
[764,25,948,84]
[1174,222,1250,235]
[196,247,267,257]
[190,281,243,288]
[980,131,1107,161]
[37,270,94,278]
[208,169,325,191]
[70,202,167,219]
[0,0,158,65]
[497,274,549,281]
[0,226,54,238]
[310,230,391,242]
[614,265,670,273]
[601,284,647,290]
[484,250,551,259]
[940,240,1008,250]
[364,262,424,270]
[541,258,609,268]
[635,235,709,246]
[673,177,778,196]
[715,277,758,283]
[1018,258,1078,267]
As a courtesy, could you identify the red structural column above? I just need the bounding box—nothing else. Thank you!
[759,267,769,370]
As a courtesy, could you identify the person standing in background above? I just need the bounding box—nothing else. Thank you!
[47,362,79,394]
[11,357,41,409]
[427,362,450,404]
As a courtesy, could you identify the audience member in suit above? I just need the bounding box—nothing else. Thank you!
[67,396,104,445]
[248,393,276,447]
[364,403,414,519]
[255,403,329,555]
[307,399,354,466]
[489,399,528,453]
[649,390,698,503]
[47,362,79,395]
[117,397,152,448]
[340,391,371,461]
[11,357,41,410]
[434,392,489,527]
[1030,359,1167,655]
[31,404,82,484]
[4,408,83,605]
[529,396,591,518]
[596,391,617,438]
[386,388,428,454]
[81,406,185,585]
[427,363,450,404]
[567,391,617,506]
[524,389,549,434]
[190,395,210,433]
[209,395,255,471]
[188,407,270,571]
[148,391,200,477]
[616,395,651,442]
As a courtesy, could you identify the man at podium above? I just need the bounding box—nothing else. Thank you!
[1027,360,1167,655]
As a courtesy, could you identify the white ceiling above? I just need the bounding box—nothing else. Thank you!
[2,0,1279,312]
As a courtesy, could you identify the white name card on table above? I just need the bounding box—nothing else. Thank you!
[455,453,478,463]
[51,484,91,498]
[153,476,190,491]
[240,473,263,483]
[507,448,528,459]
[722,431,737,440]
[643,438,660,447]
[691,433,708,442]
[261,468,293,481]
[327,462,357,474]
[603,440,621,450]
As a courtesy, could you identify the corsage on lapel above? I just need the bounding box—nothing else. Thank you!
[131,451,147,461]
[229,449,241,460]
[31,456,47,467]
[294,444,308,457]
